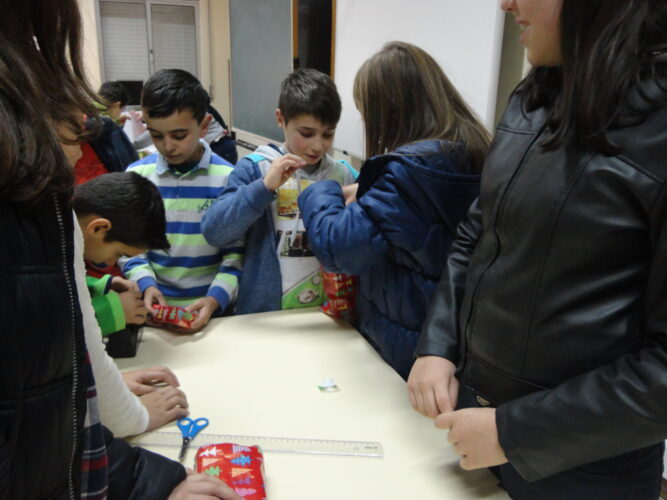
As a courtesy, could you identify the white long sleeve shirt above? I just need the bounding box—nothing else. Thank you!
[73,211,149,437]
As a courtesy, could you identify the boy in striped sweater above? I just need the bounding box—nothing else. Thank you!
[121,69,241,332]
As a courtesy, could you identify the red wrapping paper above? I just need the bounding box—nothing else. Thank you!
[320,269,357,322]
[150,304,196,329]
[195,443,267,500]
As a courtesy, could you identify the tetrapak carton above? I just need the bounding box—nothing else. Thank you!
[320,269,357,322]
[195,443,267,499]
[151,304,196,329]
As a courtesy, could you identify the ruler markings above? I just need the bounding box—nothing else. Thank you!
[129,431,383,458]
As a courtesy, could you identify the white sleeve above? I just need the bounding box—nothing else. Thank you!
[72,211,149,437]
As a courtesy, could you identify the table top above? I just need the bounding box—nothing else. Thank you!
[116,308,508,500]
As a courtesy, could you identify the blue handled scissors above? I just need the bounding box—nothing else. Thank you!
[177,417,209,461]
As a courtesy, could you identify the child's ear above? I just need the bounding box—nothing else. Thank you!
[275,108,285,128]
[200,113,213,138]
[85,217,112,240]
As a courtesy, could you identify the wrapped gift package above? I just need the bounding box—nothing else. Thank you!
[320,269,357,322]
[195,443,267,500]
[150,304,195,329]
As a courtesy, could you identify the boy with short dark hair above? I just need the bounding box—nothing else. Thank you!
[98,80,130,124]
[73,171,189,438]
[121,69,241,332]
[201,68,357,314]
[73,171,169,335]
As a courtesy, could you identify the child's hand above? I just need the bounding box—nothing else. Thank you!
[140,386,189,431]
[143,285,167,312]
[182,297,219,332]
[263,153,306,192]
[122,365,180,396]
[168,471,242,500]
[110,276,140,294]
[119,289,148,325]
[342,183,359,205]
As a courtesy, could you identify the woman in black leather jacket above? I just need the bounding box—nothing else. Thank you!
[408,0,667,498]
[0,1,240,498]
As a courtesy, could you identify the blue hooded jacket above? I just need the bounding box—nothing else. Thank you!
[298,140,480,380]
[201,145,356,314]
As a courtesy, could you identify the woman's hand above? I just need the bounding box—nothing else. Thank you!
[436,407,508,470]
[407,355,459,418]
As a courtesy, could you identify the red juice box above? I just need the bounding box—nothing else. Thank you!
[150,304,196,329]
[320,269,358,322]
[195,443,267,499]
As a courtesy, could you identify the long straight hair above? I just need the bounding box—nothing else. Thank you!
[353,41,491,174]
[0,0,100,205]
[521,0,667,154]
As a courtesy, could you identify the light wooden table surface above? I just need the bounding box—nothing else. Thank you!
[116,308,508,500]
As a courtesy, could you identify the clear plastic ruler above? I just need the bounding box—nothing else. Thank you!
[129,431,383,458]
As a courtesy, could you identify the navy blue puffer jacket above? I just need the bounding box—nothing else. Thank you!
[298,140,480,379]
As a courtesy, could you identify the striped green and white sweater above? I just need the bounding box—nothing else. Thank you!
[121,140,242,311]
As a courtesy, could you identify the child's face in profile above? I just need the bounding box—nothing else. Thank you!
[277,111,335,166]
[106,101,123,121]
[144,109,211,165]
[81,218,147,268]
[86,239,146,269]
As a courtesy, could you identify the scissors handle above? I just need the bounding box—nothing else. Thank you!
[176,417,209,461]
[177,417,208,436]
[177,418,192,436]
[189,417,209,436]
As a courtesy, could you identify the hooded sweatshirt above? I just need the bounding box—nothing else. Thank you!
[202,144,357,314]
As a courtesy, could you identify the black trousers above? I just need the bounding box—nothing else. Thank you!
[458,386,664,500]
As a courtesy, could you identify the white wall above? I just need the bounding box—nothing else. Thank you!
[494,11,529,125]
[208,0,232,125]
[79,0,103,90]
[333,0,505,158]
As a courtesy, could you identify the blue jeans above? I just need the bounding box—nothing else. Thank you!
[458,386,664,500]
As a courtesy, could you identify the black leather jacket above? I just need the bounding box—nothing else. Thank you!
[0,196,185,499]
[417,80,667,482]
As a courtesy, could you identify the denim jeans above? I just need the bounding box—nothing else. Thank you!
[458,385,664,500]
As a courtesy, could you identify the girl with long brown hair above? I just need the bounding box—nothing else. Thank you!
[298,41,490,380]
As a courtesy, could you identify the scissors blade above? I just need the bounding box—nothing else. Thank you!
[178,437,191,461]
